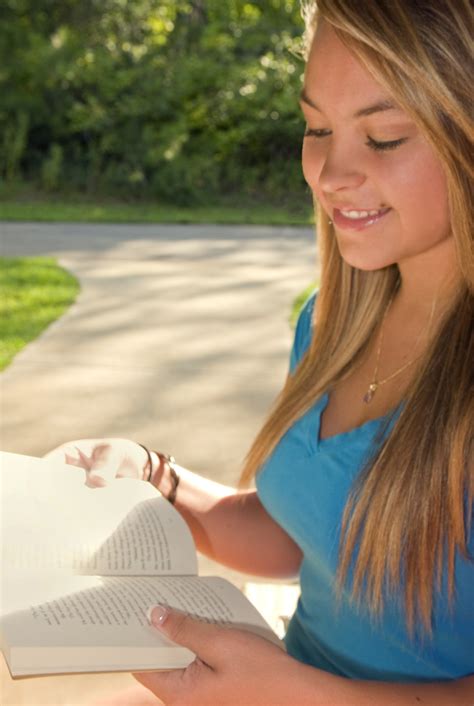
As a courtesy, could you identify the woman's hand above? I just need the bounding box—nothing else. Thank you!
[43,438,150,487]
[133,606,318,706]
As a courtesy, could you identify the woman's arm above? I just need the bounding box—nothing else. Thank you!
[152,455,302,578]
[305,668,474,706]
[344,673,474,705]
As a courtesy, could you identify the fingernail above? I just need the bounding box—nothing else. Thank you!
[87,474,106,488]
[147,605,170,627]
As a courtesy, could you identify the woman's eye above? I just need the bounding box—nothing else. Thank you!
[366,136,408,152]
[304,128,331,138]
[303,128,408,153]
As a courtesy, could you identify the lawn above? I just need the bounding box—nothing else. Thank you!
[0,257,80,371]
[0,193,314,226]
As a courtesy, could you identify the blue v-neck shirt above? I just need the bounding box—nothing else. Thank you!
[256,293,474,681]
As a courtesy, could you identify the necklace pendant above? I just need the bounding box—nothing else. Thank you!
[363,382,378,404]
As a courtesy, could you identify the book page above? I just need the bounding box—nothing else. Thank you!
[0,452,197,576]
[0,573,280,676]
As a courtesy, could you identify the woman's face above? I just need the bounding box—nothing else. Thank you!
[301,22,452,272]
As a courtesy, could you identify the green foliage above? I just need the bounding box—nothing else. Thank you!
[41,144,64,191]
[3,112,29,181]
[0,0,309,205]
[0,257,80,371]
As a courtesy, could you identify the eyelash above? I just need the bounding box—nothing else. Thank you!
[304,128,407,152]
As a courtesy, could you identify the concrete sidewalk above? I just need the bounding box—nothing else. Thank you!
[1,221,317,704]
[1,222,317,480]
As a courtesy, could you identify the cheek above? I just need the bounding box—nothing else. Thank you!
[302,140,323,188]
[387,148,450,236]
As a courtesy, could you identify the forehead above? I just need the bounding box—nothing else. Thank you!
[304,21,392,113]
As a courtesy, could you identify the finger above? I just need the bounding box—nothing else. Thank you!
[64,451,89,469]
[133,667,187,704]
[43,445,89,471]
[86,444,118,486]
[148,605,223,668]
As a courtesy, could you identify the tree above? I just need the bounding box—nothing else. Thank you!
[0,0,307,205]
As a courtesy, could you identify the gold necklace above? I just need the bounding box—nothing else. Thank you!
[363,293,436,404]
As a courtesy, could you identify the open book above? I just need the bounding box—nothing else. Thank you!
[0,451,281,678]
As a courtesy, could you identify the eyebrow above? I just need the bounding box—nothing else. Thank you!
[299,88,398,118]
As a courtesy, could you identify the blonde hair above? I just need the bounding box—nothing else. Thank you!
[241,0,474,635]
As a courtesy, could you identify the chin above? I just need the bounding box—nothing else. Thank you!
[337,244,395,272]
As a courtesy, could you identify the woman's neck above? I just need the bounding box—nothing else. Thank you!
[395,236,461,319]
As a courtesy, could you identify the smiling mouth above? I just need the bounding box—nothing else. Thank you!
[333,207,392,230]
[338,208,387,219]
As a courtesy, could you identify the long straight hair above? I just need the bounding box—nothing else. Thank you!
[241,0,474,635]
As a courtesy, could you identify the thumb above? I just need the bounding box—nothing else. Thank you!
[148,605,222,667]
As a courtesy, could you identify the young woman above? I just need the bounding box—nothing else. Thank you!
[47,1,473,704]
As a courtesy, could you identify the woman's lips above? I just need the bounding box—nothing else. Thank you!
[333,207,392,231]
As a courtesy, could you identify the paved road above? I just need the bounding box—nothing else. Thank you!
[0,221,317,705]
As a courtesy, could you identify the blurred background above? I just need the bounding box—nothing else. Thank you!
[1,0,310,217]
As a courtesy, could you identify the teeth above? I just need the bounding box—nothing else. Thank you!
[340,209,382,219]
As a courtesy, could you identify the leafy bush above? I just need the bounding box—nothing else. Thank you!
[0,1,308,205]
[41,144,64,191]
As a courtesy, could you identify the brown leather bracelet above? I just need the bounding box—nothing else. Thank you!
[137,443,154,482]
[156,452,180,505]
[138,443,180,504]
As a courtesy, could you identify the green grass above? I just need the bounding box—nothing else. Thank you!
[0,192,314,226]
[0,257,80,371]
[291,281,318,328]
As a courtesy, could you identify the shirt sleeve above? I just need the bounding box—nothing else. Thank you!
[289,291,317,374]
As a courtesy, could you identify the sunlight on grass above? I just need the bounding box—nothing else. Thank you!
[0,257,80,371]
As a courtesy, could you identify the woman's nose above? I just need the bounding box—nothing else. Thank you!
[318,150,366,193]
[304,139,367,194]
